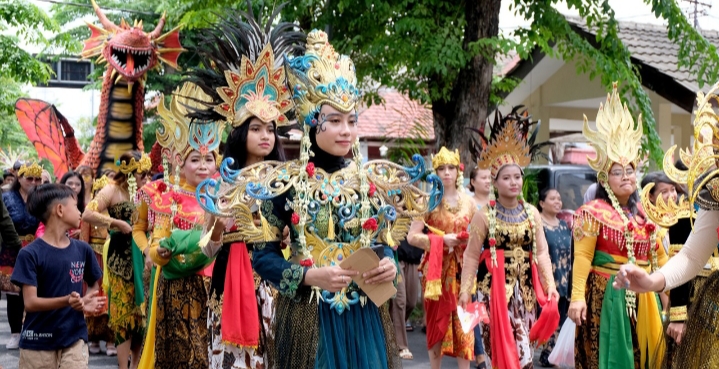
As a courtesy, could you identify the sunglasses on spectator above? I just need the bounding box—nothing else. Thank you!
[24,177,42,182]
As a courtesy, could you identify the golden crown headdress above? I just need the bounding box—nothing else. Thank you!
[92,175,110,192]
[477,122,531,178]
[18,162,42,178]
[640,183,695,228]
[117,153,151,174]
[431,147,460,169]
[157,83,225,159]
[215,43,293,127]
[583,83,643,178]
[286,29,360,128]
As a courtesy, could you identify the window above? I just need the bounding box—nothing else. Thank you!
[60,60,92,82]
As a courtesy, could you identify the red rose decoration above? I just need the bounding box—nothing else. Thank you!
[157,182,167,193]
[488,238,497,247]
[489,200,496,207]
[171,191,182,204]
[158,164,164,173]
[306,162,315,177]
[299,258,314,267]
[291,213,300,225]
[646,223,656,233]
[368,183,376,197]
[626,222,634,232]
[459,163,465,171]
[362,218,378,231]
[457,231,469,240]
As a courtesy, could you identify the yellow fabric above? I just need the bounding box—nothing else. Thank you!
[138,266,161,369]
[149,213,172,267]
[571,220,597,302]
[670,306,688,321]
[132,199,150,252]
[101,237,111,291]
[636,290,665,368]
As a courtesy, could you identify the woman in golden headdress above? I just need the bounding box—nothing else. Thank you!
[568,84,667,369]
[615,82,719,368]
[0,161,42,349]
[407,147,475,369]
[458,110,559,369]
[82,151,150,369]
[134,83,222,369]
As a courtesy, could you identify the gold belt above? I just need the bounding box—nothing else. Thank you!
[592,261,650,276]
[90,237,106,245]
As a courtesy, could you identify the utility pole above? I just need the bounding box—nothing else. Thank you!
[683,0,712,28]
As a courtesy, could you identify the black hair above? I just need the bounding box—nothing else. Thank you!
[60,171,86,213]
[223,119,286,170]
[3,170,14,180]
[537,187,560,212]
[27,183,77,223]
[675,158,688,171]
[595,183,641,216]
[468,166,480,192]
[640,171,686,198]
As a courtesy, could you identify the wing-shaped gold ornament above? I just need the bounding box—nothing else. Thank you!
[640,183,695,228]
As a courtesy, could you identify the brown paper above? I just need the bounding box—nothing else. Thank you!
[339,248,397,307]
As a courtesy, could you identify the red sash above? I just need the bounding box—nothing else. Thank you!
[220,242,259,348]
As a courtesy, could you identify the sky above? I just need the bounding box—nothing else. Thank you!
[21,0,719,127]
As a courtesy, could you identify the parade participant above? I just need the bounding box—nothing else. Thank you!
[537,188,572,367]
[469,166,491,209]
[82,150,150,369]
[568,84,667,369]
[81,175,116,356]
[408,147,475,369]
[186,10,300,368]
[0,161,42,349]
[204,29,444,369]
[136,83,222,369]
[77,165,95,213]
[459,116,558,369]
[614,83,719,368]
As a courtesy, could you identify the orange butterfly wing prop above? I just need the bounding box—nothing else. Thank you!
[14,98,83,179]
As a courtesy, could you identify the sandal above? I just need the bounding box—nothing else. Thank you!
[405,322,414,332]
[399,348,414,360]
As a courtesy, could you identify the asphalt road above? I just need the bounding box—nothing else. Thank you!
[0,294,561,368]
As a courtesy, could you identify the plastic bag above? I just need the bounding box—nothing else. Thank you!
[547,318,576,367]
[457,301,489,333]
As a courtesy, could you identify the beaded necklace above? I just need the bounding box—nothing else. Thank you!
[487,186,537,267]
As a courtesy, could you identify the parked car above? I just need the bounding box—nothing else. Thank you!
[526,165,596,228]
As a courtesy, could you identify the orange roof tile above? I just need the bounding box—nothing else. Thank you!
[357,90,435,141]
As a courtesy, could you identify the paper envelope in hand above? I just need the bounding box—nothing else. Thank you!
[339,248,397,307]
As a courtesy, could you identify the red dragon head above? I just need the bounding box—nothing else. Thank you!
[82,0,184,87]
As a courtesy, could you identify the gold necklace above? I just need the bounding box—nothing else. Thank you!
[442,194,461,214]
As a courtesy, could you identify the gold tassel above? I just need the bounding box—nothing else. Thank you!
[260,213,273,241]
[424,279,442,301]
[386,223,396,247]
[327,204,335,240]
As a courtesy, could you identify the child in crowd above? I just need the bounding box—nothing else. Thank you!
[11,183,104,369]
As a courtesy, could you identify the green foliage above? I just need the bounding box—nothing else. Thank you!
[522,169,539,206]
[0,78,34,154]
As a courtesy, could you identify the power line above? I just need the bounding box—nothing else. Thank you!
[33,0,158,17]
[682,0,712,28]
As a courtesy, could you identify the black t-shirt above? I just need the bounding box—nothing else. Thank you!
[11,237,102,350]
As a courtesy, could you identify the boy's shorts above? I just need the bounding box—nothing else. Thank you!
[19,339,88,369]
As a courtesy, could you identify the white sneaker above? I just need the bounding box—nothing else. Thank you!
[6,334,20,350]
[89,341,101,354]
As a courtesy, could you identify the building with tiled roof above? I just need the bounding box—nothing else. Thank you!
[499,17,712,159]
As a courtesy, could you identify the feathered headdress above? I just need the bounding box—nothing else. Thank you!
[469,106,551,178]
[0,148,25,171]
[583,83,643,181]
[185,2,305,131]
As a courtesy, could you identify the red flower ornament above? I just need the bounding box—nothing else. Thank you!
[459,163,465,171]
[158,164,164,173]
[489,200,496,207]
[291,213,300,225]
[299,258,314,267]
[157,182,167,193]
[626,222,634,232]
[488,238,497,247]
[368,183,376,197]
[646,223,656,233]
[306,162,315,177]
[362,218,378,231]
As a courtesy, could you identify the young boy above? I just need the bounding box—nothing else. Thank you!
[11,183,104,369]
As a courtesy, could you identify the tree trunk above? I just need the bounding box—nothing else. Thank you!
[434,0,501,174]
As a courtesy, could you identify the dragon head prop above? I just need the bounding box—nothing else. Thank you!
[82,0,184,87]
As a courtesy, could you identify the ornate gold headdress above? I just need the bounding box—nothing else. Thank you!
[286,29,360,129]
[477,122,531,178]
[215,43,293,127]
[157,83,224,159]
[431,147,460,169]
[92,175,110,193]
[583,82,643,180]
[18,162,42,178]
[640,183,694,228]
[117,153,151,174]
